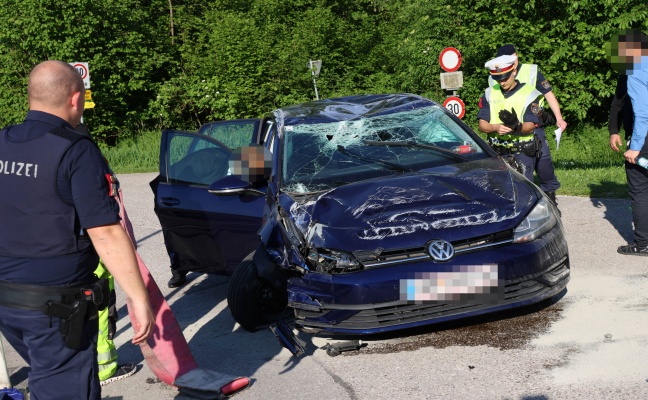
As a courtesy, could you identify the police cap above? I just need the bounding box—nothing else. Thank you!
[484,55,517,81]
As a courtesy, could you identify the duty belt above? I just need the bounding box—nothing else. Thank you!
[491,144,520,155]
[0,279,92,312]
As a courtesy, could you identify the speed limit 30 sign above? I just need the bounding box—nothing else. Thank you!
[69,62,91,89]
[443,96,465,119]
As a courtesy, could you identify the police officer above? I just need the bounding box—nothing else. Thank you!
[489,44,568,133]
[0,60,154,399]
[478,55,561,208]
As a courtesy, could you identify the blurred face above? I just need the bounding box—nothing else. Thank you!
[619,41,642,63]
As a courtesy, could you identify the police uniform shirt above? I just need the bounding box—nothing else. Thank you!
[477,81,541,126]
[519,65,553,95]
[0,111,120,286]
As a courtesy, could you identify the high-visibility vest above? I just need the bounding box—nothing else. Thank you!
[484,83,542,147]
[95,261,118,381]
[489,63,545,108]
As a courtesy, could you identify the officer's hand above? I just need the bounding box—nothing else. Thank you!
[498,108,522,131]
[557,119,568,132]
[610,134,623,152]
[128,298,155,344]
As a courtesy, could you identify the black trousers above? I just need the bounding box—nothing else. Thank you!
[626,162,648,247]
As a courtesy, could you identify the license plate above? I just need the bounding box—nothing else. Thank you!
[400,264,502,303]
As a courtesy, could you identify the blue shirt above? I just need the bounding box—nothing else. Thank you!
[0,111,120,285]
[627,56,648,151]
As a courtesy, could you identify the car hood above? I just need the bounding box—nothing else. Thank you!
[285,158,538,250]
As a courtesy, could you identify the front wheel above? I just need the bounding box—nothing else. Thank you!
[227,252,288,331]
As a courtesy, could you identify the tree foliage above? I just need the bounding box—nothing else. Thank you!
[0,0,646,142]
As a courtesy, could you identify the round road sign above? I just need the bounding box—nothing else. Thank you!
[439,47,462,72]
[443,96,465,119]
[73,63,88,79]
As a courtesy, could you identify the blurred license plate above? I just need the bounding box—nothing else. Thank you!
[400,264,502,303]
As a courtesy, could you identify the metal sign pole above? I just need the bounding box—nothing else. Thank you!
[310,59,320,100]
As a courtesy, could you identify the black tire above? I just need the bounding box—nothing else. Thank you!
[227,252,288,331]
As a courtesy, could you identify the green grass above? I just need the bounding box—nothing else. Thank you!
[100,130,161,174]
[104,124,630,198]
[546,125,628,198]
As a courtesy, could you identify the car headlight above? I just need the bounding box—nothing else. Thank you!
[306,248,362,273]
[513,197,558,243]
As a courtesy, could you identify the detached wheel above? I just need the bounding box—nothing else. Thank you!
[227,252,288,331]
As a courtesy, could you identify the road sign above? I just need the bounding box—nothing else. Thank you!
[84,90,96,109]
[70,62,91,89]
[443,96,465,119]
[439,47,462,72]
[440,71,463,90]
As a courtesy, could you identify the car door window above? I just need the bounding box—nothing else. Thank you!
[198,119,261,149]
[165,132,231,186]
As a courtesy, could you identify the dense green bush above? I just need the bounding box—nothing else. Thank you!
[0,0,646,142]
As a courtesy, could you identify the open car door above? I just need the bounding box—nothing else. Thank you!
[153,119,265,275]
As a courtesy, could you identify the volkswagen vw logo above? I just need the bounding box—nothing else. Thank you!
[427,239,455,262]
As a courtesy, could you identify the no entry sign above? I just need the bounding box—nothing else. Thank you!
[439,47,462,72]
[443,96,465,119]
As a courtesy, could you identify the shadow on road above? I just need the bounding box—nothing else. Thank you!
[588,181,633,244]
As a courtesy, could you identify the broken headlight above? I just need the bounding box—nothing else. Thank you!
[306,248,362,273]
[513,197,558,243]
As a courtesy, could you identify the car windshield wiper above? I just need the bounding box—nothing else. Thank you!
[336,145,412,172]
[362,140,469,162]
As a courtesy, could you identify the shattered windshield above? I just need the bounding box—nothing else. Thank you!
[281,105,487,193]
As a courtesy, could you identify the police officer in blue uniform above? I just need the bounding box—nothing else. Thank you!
[478,55,561,208]
[0,60,154,399]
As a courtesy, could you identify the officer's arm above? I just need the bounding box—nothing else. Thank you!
[544,91,567,131]
[478,94,512,135]
[518,121,536,134]
[479,119,512,135]
[86,223,154,344]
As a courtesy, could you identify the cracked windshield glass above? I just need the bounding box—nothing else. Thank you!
[282,105,487,193]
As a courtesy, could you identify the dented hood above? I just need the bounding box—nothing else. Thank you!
[286,158,538,250]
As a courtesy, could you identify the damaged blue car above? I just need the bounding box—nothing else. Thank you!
[153,93,569,336]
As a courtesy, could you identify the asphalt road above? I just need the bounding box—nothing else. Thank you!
[4,172,648,399]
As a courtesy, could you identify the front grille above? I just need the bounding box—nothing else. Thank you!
[353,229,514,268]
[295,255,569,331]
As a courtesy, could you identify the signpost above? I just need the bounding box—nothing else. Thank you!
[69,62,95,113]
[308,59,321,100]
[438,48,464,119]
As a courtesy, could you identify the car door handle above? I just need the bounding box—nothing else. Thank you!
[160,197,181,206]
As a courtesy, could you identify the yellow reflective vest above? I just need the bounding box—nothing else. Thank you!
[484,82,542,147]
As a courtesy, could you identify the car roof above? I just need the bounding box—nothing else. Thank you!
[273,93,437,127]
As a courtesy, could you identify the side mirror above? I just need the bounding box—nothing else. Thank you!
[208,175,265,197]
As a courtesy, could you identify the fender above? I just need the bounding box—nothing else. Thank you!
[253,243,288,292]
